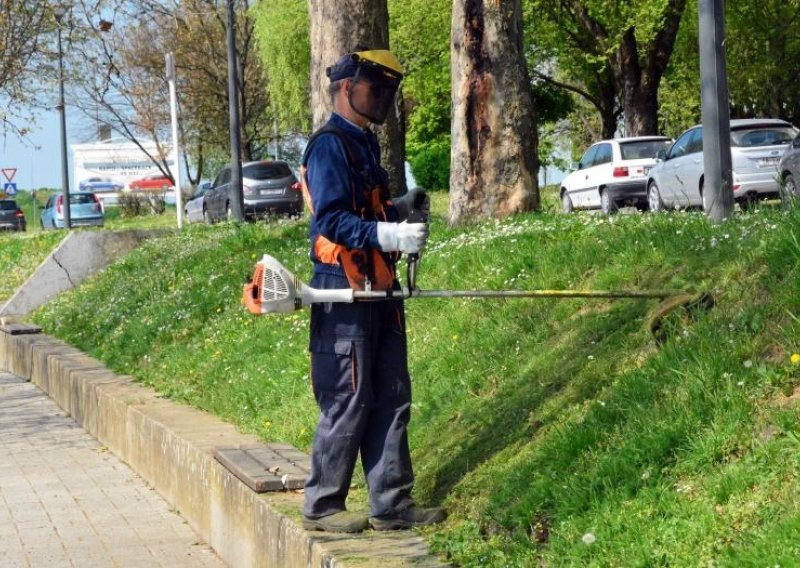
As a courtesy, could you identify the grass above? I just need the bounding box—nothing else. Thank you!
[5,189,800,565]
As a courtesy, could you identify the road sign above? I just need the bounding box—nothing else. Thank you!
[3,183,17,195]
[1,169,17,182]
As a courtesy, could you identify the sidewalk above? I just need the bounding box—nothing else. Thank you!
[0,372,224,568]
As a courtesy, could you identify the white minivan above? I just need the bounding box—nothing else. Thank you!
[561,137,672,215]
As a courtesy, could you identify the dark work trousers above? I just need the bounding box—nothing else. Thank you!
[303,271,415,519]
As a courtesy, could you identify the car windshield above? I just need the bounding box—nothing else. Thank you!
[0,201,18,211]
[245,162,292,180]
[731,126,796,147]
[619,140,671,160]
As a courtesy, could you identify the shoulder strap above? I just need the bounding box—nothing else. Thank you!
[303,125,363,171]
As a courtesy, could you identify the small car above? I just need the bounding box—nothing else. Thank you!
[646,118,797,212]
[0,199,26,231]
[204,160,303,222]
[184,181,211,224]
[129,173,174,192]
[777,132,800,203]
[41,193,105,229]
[560,136,672,214]
[78,176,123,193]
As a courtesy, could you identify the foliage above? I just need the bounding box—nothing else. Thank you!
[389,0,451,153]
[117,192,163,218]
[22,194,800,565]
[408,142,450,192]
[0,1,54,139]
[725,0,800,123]
[251,0,311,133]
[62,0,272,183]
[0,228,64,299]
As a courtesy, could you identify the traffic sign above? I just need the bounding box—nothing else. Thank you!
[3,182,17,195]
[1,169,17,182]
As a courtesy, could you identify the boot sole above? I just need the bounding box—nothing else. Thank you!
[303,518,368,533]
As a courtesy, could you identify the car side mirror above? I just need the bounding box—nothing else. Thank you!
[577,162,584,170]
[656,148,667,161]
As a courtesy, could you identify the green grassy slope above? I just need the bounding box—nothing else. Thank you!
[14,196,800,566]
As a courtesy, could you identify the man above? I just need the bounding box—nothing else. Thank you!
[299,47,445,533]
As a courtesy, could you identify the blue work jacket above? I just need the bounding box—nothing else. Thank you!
[302,113,400,281]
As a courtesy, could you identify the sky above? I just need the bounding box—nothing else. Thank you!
[0,108,88,191]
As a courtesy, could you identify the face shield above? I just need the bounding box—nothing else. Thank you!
[347,64,402,125]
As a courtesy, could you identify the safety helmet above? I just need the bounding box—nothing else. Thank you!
[326,49,404,125]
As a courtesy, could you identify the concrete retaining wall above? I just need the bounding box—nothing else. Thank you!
[0,329,446,567]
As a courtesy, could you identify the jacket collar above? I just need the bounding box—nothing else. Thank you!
[330,112,370,137]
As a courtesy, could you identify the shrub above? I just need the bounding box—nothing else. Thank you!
[118,192,166,217]
[409,143,450,191]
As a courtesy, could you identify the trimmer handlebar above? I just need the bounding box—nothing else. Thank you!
[406,190,428,292]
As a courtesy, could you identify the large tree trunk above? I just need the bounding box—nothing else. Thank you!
[308,0,407,196]
[578,0,686,136]
[449,0,539,226]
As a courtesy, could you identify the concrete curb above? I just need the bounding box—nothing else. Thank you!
[0,329,447,568]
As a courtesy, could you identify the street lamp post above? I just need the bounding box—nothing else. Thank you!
[54,4,71,229]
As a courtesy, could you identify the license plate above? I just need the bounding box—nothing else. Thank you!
[260,189,283,196]
[757,157,779,168]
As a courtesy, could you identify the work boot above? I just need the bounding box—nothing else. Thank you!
[369,505,447,531]
[303,511,369,533]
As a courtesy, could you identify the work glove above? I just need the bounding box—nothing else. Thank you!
[376,221,429,254]
[393,187,430,221]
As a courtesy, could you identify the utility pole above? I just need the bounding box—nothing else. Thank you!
[226,0,244,222]
[54,5,72,229]
[166,53,183,229]
[699,0,733,222]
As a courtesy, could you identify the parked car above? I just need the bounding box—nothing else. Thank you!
[646,118,797,212]
[184,181,211,224]
[41,193,105,229]
[78,176,123,193]
[204,160,303,222]
[0,199,26,231]
[560,136,672,215]
[129,173,174,192]
[777,131,800,203]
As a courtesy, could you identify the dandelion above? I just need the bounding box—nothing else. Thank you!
[791,353,800,365]
[582,532,596,545]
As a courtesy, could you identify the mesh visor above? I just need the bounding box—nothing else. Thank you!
[348,65,401,125]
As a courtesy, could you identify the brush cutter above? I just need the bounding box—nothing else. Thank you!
[242,254,713,327]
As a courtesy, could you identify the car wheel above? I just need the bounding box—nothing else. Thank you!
[561,192,574,214]
[647,182,665,212]
[600,190,617,215]
[738,196,756,212]
[782,173,798,207]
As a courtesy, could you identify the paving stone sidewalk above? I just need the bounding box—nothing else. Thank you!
[0,372,225,568]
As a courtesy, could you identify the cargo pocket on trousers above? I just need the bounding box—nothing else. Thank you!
[310,340,358,403]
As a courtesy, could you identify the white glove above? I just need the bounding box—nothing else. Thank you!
[393,187,430,221]
[376,221,429,254]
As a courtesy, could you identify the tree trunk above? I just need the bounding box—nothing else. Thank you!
[608,0,686,135]
[449,0,539,225]
[308,0,407,195]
